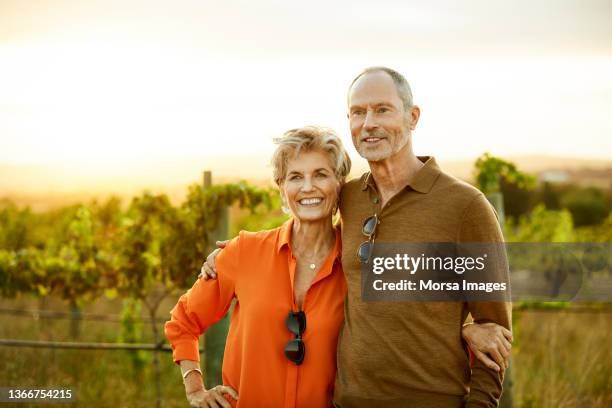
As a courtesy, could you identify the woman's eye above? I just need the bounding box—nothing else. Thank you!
[377,107,389,113]
[290,175,302,180]
[316,172,328,178]
[352,110,364,116]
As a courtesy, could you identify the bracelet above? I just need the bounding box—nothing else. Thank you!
[182,367,203,382]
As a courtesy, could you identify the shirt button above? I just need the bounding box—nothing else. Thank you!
[372,197,379,204]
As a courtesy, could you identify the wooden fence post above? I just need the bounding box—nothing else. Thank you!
[202,171,230,388]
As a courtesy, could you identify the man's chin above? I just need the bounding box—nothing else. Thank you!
[358,147,392,162]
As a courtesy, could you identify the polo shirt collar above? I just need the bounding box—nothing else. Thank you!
[360,156,441,194]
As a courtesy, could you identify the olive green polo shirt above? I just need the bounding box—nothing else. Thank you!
[334,156,511,408]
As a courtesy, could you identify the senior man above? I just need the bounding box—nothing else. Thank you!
[200,66,512,407]
[332,67,511,407]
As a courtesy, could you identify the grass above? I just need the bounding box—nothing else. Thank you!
[512,310,611,407]
[0,296,610,407]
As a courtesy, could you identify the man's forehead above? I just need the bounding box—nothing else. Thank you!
[348,72,401,107]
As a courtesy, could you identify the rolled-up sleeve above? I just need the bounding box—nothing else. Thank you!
[164,234,241,364]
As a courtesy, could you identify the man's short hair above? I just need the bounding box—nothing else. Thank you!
[348,66,414,110]
[271,126,352,187]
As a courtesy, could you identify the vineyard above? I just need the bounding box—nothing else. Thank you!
[0,176,283,407]
[1,160,611,407]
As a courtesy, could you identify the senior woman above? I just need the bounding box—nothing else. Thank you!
[165,126,351,407]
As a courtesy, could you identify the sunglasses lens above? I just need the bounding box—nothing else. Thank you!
[284,339,305,365]
[362,216,377,236]
[286,311,306,336]
[358,241,372,263]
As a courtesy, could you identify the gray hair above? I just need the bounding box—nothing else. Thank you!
[271,126,352,187]
[348,66,414,110]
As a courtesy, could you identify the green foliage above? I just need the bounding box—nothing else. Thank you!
[232,192,287,234]
[118,298,150,370]
[505,204,574,242]
[0,200,37,250]
[0,248,43,297]
[561,186,610,227]
[0,181,276,307]
[474,152,536,195]
[575,213,612,243]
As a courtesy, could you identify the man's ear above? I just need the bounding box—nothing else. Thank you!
[409,105,421,130]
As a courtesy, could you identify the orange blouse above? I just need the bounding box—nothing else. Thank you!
[164,220,346,408]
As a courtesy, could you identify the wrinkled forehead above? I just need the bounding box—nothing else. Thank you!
[348,71,403,109]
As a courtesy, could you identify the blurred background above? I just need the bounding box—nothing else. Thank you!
[0,0,610,407]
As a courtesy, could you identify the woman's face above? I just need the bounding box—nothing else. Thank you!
[281,149,340,223]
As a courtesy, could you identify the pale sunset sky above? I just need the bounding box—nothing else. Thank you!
[0,0,611,191]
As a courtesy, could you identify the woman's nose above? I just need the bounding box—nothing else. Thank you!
[300,177,314,192]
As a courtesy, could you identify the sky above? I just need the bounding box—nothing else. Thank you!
[0,0,611,185]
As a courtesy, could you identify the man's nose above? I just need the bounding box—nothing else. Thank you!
[363,109,378,130]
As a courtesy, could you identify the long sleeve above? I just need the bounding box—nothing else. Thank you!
[459,193,512,408]
[164,234,241,364]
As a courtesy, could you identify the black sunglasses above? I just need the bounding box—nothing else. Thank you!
[284,311,306,365]
[357,214,379,264]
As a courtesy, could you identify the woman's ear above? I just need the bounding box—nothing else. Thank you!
[280,192,291,215]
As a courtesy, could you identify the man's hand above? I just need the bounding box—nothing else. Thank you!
[462,322,513,372]
[186,385,239,408]
[199,240,229,280]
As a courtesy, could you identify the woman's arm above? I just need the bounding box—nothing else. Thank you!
[165,235,243,406]
[461,321,512,372]
[179,360,238,408]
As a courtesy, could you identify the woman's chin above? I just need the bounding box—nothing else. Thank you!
[293,209,333,223]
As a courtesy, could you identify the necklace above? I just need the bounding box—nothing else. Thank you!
[294,248,326,271]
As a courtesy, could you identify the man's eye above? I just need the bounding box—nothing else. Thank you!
[352,111,365,116]
[377,107,389,113]
[316,172,328,178]
[290,175,302,180]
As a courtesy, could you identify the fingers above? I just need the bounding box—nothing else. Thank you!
[496,337,509,359]
[209,387,232,408]
[216,240,229,249]
[474,349,500,372]
[202,263,216,280]
[206,248,221,277]
[500,334,512,352]
[489,347,506,371]
[220,386,239,400]
[502,327,513,342]
[199,264,210,280]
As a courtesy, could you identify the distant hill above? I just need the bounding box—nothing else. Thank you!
[1,154,610,210]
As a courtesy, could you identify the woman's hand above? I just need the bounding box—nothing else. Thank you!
[462,322,513,372]
[186,385,239,408]
[199,240,228,280]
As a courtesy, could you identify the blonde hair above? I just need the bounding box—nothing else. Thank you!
[271,126,352,187]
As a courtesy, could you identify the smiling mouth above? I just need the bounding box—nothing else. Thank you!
[298,197,323,206]
[362,137,385,143]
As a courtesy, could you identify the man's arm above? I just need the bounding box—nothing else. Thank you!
[462,321,512,371]
[199,240,229,280]
[459,193,512,408]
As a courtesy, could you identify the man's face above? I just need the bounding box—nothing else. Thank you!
[347,71,418,162]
